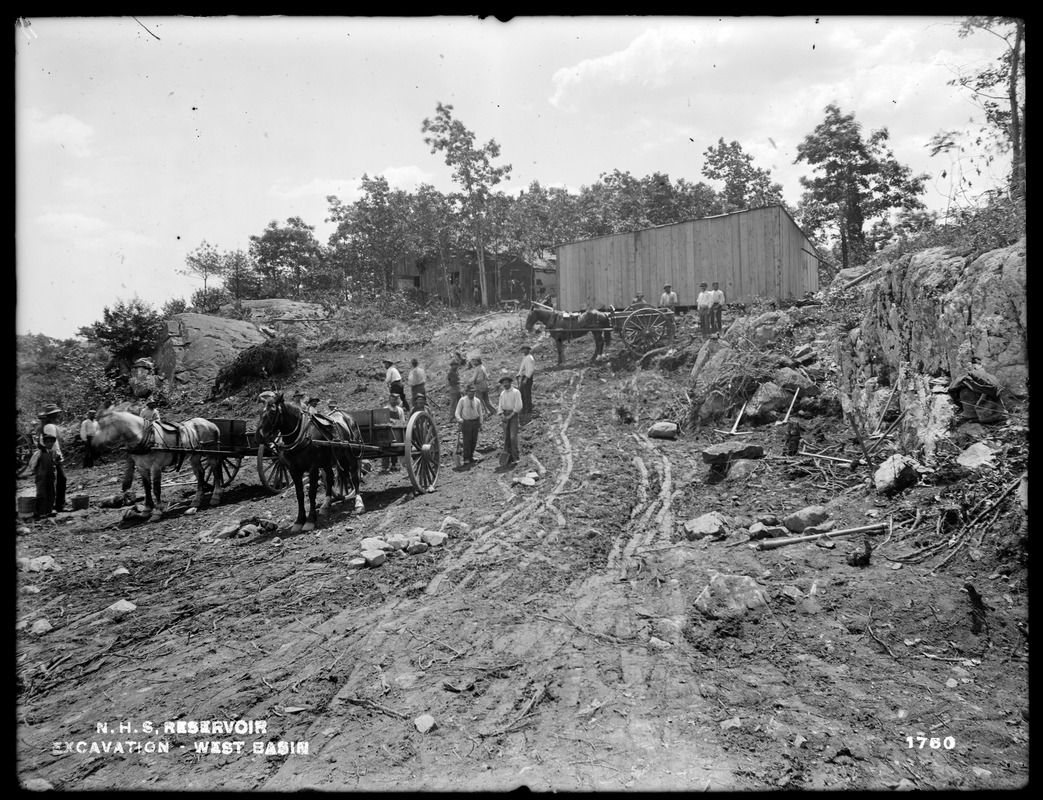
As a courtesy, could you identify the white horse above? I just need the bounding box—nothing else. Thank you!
[93,404,224,522]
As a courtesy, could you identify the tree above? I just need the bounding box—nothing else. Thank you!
[249,217,323,299]
[161,298,188,317]
[422,102,512,306]
[411,183,461,303]
[77,296,163,377]
[943,17,1025,198]
[702,138,785,211]
[181,240,225,295]
[794,104,928,269]
[222,249,262,304]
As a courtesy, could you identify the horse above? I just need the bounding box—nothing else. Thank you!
[525,303,613,366]
[93,404,224,522]
[257,392,365,532]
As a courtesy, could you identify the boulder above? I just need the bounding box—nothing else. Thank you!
[648,421,679,440]
[723,459,760,482]
[874,454,920,494]
[782,505,829,533]
[726,311,794,348]
[154,313,267,391]
[683,512,728,540]
[772,367,821,398]
[104,600,137,621]
[360,537,392,551]
[406,542,429,555]
[701,442,765,465]
[694,573,769,620]
[420,531,448,547]
[745,382,792,420]
[361,550,386,567]
[956,443,996,471]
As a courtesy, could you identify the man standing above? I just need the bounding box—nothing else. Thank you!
[471,357,495,417]
[454,384,483,465]
[472,281,482,307]
[381,394,406,472]
[497,376,524,466]
[407,358,427,410]
[446,357,462,425]
[79,409,100,468]
[35,403,67,512]
[659,283,678,312]
[383,359,409,412]
[710,281,726,335]
[696,282,713,336]
[517,345,536,418]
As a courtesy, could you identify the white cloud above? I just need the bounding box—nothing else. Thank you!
[22,108,95,157]
[34,211,159,251]
[273,165,437,204]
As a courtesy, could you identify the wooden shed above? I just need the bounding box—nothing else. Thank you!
[555,205,824,311]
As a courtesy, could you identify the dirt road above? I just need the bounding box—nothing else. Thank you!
[16,313,1029,791]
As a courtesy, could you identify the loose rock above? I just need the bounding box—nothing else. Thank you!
[694,573,769,619]
[874,454,920,493]
[104,600,137,622]
[702,442,765,465]
[683,512,728,541]
[782,505,829,533]
[414,714,437,733]
[361,549,386,567]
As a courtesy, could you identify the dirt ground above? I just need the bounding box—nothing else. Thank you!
[16,309,1029,791]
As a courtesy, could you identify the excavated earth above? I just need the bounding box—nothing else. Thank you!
[16,309,1029,791]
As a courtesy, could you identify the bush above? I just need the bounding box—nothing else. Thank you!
[213,336,299,395]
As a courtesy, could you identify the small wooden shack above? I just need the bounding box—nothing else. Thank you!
[556,205,824,311]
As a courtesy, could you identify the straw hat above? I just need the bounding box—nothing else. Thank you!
[498,376,514,386]
[38,403,62,417]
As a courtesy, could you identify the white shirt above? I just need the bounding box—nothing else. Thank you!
[385,366,402,385]
[498,386,524,416]
[80,418,100,439]
[710,289,725,306]
[518,354,535,379]
[408,366,427,386]
[659,291,678,308]
[455,395,483,422]
[696,290,713,310]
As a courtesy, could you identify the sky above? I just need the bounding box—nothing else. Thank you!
[15,15,1011,340]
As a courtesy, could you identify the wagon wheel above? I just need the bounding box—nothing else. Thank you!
[257,443,291,493]
[202,454,242,489]
[621,309,671,353]
[404,409,440,494]
[16,432,33,478]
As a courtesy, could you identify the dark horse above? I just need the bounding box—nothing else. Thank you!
[257,392,365,532]
[525,303,613,366]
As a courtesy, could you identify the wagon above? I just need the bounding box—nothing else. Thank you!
[16,431,34,478]
[611,304,676,354]
[197,410,441,496]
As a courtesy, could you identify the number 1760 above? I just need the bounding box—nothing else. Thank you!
[907,736,955,749]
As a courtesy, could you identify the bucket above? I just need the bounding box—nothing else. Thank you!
[16,496,36,517]
[71,494,90,511]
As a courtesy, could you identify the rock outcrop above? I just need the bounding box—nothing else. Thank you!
[154,313,267,391]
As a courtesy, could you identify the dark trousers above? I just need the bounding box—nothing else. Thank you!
[478,390,495,416]
[83,436,94,468]
[461,418,480,462]
[713,305,723,333]
[390,381,409,412]
[34,450,56,516]
[54,460,67,510]
[448,389,462,423]
[503,414,520,462]
[519,376,534,414]
[699,309,711,335]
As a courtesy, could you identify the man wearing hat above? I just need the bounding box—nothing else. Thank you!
[79,409,100,468]
[659,283,678,312]
[446,357,463,425]
[516,345,536,418]
[454,384,483,464]
[383,359,409,412]
[35,403,67,512]
[141,399,162,423]
[291,390,306,410]
[305,395,321,415]
[496,376,524,466]
[696,281,713,336]
[710,281,726,335]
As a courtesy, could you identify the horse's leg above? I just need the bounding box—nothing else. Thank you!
[303,464,320,531]
[149,466,163,522]
[190,455,206,509]
[140,467,153,510]
[318,462,334,515]
[290,471,306,533]
[211,456,225,506]
[350,456,364,514]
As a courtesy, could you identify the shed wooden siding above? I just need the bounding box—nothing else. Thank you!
[557,205,819,311]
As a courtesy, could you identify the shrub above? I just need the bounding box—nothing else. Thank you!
[213,336,299,395]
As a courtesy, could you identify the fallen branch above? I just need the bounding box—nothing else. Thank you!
[871,383,900,435]
[341,696,409,720]
[751,521,888,551]
[839,264,884,291]
[867,410,907,457]
[934,472,1024,570]
[798,449,857,466]
[479,682,547,738]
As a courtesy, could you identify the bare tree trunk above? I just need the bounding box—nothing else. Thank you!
[476,229,488,306]
[1009,19,1025,197]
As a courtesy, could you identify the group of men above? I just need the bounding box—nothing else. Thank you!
[697,281,726,336]
[451,345,532,467]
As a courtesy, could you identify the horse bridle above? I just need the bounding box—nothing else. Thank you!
[259,401,304,453]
